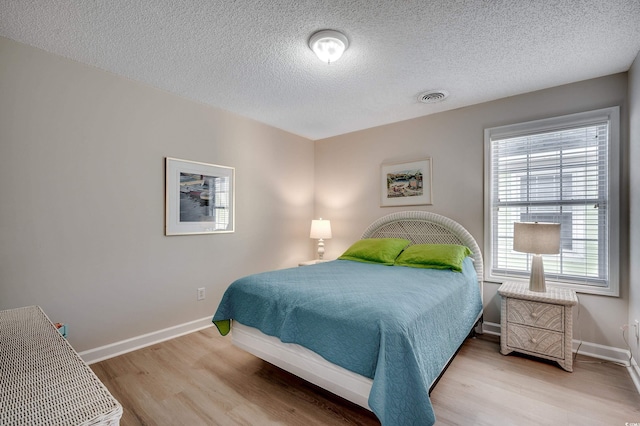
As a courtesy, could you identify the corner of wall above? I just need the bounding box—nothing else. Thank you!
[628,49,640,371]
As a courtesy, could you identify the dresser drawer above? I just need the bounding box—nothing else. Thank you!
[506,324,564,358]
[506,298,564,332]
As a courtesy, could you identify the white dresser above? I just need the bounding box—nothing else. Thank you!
[498,281,578,372]
[0,306,122,425]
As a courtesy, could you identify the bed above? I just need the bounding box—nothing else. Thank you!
[212,211,483,425]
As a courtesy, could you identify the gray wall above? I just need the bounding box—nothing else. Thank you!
[629,52,640,361]
[0,37,315,352]
[315,73,630,350]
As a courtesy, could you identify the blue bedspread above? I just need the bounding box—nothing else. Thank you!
[212,258,482,425]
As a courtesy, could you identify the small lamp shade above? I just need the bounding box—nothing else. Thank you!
[310,219,332,240]
[310,219,332,260]
[513,222,561,292]
[513,222,561,255]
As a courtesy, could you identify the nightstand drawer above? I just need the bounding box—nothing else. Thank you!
[506,324,564,358]
[506,298,564,332]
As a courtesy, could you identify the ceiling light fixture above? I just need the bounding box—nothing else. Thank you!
[309,30,349,64]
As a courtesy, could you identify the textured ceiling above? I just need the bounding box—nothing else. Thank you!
[1,1,640,140]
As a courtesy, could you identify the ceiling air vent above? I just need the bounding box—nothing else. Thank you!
[417,90,449,104]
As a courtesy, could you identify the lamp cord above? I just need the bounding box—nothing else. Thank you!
[573,294,632,368]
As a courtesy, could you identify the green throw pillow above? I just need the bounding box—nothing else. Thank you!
[338,238,411,265]
[394,244,472,272]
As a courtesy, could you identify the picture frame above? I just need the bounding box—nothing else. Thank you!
[380,158,432,207]
[165,157,235,235]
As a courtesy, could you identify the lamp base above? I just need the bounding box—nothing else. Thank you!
[529,254,546,292]
[317,239,325,260]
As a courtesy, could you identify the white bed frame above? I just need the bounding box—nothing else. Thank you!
[231,211,484,410]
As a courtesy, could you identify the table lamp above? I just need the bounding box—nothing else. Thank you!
[513,222,561,292]
[310,218,332,260]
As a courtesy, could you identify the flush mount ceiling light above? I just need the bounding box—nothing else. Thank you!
[309,30,349,64]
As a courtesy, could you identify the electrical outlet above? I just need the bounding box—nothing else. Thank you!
[197,287,205,301]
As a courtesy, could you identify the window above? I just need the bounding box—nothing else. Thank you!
[484,107,620,296]
[202,176,231,230]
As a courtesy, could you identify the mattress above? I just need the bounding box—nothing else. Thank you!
[231,321,373,409]
[213,258,482,425]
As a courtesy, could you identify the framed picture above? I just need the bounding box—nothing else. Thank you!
[380,158,432,207]
[165,157,235,235]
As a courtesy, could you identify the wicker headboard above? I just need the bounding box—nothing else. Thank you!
[361,211,484,282]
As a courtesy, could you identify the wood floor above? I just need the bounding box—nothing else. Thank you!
[91,327,640,425]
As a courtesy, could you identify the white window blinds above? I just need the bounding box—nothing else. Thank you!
[484,107,619,295]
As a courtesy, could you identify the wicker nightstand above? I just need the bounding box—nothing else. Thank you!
[498,281,578,372]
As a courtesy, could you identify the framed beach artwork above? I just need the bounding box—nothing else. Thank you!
[165,157,235,235]
[380,158,433,207]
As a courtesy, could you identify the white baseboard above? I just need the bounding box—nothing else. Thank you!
[573,339,632,366]
[79,316,214,364]
[481,321,501,336]
[629,357,640,394]
[482,321,634,367]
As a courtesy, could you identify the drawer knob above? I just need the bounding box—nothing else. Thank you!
[530,338,537,344]
[531,312,539,318]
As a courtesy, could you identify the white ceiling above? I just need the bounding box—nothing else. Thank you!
[1,1,640,140]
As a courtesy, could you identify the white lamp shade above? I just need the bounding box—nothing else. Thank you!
[309,30,349,64]
[513,222,561,255]
[310,219,332,239]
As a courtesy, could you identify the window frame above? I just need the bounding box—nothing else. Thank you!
[484,106,620,296]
